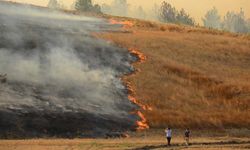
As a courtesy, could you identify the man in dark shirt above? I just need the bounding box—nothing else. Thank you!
[184,128,190,145]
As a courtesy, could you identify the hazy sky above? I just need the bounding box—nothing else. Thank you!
[3,0,250,23]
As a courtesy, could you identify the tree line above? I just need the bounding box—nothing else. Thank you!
[203,7,250,33]
[48,0,250,34]
[48,0,101,13]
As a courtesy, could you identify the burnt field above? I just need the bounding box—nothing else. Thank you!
[0,2,139,138]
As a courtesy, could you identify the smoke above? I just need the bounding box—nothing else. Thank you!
[0,1,137,138]
[101,0,160,21]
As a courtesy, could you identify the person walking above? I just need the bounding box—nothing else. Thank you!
[165,127,172,146]
[184,128,190,146]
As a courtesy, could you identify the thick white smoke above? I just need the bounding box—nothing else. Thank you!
[0,1,137,137]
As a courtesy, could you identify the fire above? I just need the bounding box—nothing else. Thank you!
[109,19,133,28]
[136,111,149,130]
[128,92,152,111]
[122,47,152,130]
[128,48,146,63]
[108,19,151,131]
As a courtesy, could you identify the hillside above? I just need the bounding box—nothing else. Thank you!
[96,16,250,129]
[0,1,140,138]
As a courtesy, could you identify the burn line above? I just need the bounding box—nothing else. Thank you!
[110,19,152,130]
[121,48,152,130]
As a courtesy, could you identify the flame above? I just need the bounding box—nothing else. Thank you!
[109,19,133,28]
[136,111,149,130]
[127,87,152,111]
[108,19,150,131]
[122,48,152,130]
[128,48,146,63]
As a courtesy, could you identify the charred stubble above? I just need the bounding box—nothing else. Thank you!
[0,2,139,138]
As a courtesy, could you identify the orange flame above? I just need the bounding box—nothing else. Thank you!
[109,19,133,28]
[127,88,152,111]
[128,48,146,63]
[136,111,149,130]
[122,48,152,130]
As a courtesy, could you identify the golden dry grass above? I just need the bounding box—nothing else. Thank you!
[95,17,250,129]
[0,133,249,150]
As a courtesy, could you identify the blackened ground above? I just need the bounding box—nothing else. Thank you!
[0,1,138,138]
[0,108,136,139]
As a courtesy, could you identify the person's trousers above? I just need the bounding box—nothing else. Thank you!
[185,137,189,145]
[167,137,171,145]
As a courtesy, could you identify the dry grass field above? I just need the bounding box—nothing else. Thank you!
[0,130,250,150]
[0,2,250,149]
[95,17,250,129]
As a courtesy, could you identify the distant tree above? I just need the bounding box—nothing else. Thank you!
[159,1,177,23]
[101,3,112,14]
[135,6,146,19]
[222,8,248,33]
[159,1,195,26]
[247,19,250,32]
[93,4,101,13]
[150,3,160,21]
[47,0,59,9]
[112,0,128,16]
[202,7,221,29]
[75,0,92,11]
[176,8,195,26]
[74,0,101,13]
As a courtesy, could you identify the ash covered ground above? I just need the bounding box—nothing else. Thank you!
[0,2,138,138]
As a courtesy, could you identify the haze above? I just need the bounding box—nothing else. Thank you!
[3,0,250,23]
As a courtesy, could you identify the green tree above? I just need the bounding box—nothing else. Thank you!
[159,1,195,26]
[202,7,221,29]
[159,1,177,23]
[75,0,101,13]
[247,19,250,33]
[222,8,248,33]
[176,8,195,26]
[93,4,101,13]
[75,0,93,11]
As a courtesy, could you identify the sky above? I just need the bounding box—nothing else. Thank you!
[2,0,250,23]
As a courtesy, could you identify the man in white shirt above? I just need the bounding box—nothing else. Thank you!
[165,127,172,146]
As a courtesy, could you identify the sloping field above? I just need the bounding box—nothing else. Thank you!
[0,2,249,150]
[0,2,140,138]
[96,17,250,129]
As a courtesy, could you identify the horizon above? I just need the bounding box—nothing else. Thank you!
[2,0,250,24]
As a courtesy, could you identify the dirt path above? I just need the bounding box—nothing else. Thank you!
[132,140,250,150]
[0,137,249,150]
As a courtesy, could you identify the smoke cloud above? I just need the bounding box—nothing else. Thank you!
[0,1,137,138]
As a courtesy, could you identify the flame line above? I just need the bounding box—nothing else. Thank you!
[109,19,134,29]
[121,48,152,131]
[110,19,151,131]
